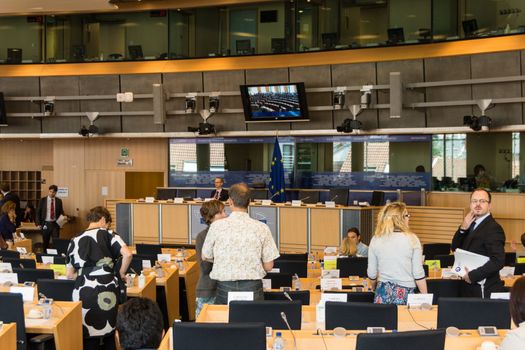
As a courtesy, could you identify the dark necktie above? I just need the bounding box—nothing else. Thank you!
[50,199,55,221]
[215,191,220,200]
[468,220,476,232]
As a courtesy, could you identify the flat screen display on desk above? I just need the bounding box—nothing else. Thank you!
[240,82,309,123]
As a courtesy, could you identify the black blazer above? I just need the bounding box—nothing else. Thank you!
[210,189,229,201]
[36,196,64,226]
[451,214,505,292]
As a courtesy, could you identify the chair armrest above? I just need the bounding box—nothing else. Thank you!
[29,334,54,343]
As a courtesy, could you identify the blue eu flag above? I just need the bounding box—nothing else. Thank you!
[269,138,286,202]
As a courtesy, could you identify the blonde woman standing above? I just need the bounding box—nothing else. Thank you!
[367,202,427,304]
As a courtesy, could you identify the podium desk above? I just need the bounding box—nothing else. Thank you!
[0,323,16,350]
[127,275,157,301]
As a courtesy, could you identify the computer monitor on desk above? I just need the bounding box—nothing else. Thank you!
[7,48,22,64]
[128,45,144,59]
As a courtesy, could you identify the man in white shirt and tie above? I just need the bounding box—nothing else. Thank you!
[210,177,229,201]
[36,185,65,251]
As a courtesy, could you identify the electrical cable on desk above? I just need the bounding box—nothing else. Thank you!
[406,306,432,330]
[317,329,328,350]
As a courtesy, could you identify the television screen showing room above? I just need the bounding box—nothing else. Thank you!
[248,84,302,118]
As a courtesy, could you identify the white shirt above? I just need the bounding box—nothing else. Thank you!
[202,211,280,281]
[45,196,56,222]
[500,321,525,350]
[473,212,490,230]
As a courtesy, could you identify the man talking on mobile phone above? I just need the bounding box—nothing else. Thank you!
[451,188,505,298]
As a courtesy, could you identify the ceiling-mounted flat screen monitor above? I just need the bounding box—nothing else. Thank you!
[240,82,309,123]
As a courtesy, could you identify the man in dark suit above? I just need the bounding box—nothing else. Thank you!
[451,188,505,298]
[36,185,65,251]
[0,183,22,227]
[210,177,229,201]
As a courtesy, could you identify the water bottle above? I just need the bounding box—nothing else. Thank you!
[272,332,285,350]
[177,258,185,272]
[138,272,146,288]
[308,251,315,269]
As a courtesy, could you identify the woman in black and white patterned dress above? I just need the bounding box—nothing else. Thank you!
[66,206,132,350]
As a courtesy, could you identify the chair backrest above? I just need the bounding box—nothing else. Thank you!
[337,257,368,277]
[434,254,454,268]
[356,329,446,350]
[36,253,66,264]
[265,272,292,289]
[263,291,310,305]
[276,253,308,262]
[514,263,525,275]
[274,260,307,278]
[422,243,451,260]
[370,191,385,206]
[0,250,20,259]
[177,189,196,199]
[172,322,266,350]
[437,298,511,329]
[328,189,349,206]
[52,238,71,255]
[37,279,75,301]
[298,190,320,204]
[426,279,461,304]
[229,300,302,330]
[505,252,516,266]
[324,291,375,303]
[161,243,196,249]
[136,243,162,256]
[0,292,27,350]
[13,268,54,283]
[3,258,36,269]
[325,302,398,330]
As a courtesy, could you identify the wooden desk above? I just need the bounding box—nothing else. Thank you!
[143,266,181,323]
[0,323,16,350]
[24,301,82,350]
[179,261,199,321]
[196,304,439,331]
[13,238,33,253]
[17,223,42,251]
[158,327,507,350]
[127,275,157,301]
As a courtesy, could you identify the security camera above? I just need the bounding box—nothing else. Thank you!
[336,118,362,133]
[209,96,220,113]
[360,85,373,109]
[43,98,55,116]
[463,115,491,132]
[185,95,197,113]
[188,122,215,135]
[333,91,345,110]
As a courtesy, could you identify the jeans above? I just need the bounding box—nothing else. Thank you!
[215,280,264,305]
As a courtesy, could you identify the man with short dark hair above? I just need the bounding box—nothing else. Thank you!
[0,183,22,227]
[451,188,505,297]
[36,185,65,251]
[116,298,164,350]
[202,182,279,304]
[210,177,229,201]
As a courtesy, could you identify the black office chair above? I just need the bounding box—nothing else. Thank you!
[36,253,66,264]
[356,329,446,350]
[265,272,292,289]
[0,292,54,350]
[136,243,162,256]
[172,322,266,350]
[13,268,54,283]
[274,260,307,278]
[423,264,429,277]
[426,279,461,304]
[422,243,451,260]
[3,258,37,269]
[52,238,71,255]
[0,250,20,259]
[325,302,398,330]
[514,263,525,275]
[277,253,308,262]
[324,291,375,303]
[161,243,196,250]
[37,279,75,301]
[264,291,310,305]
[177,189,196,199]
[328,188,349,206]
[437,298,511,329]
[298,190,320,204]
[337,257,368,277]
[505,252,517,266]
[434,254,454,268]
[229,300,302,330]
[370,191,385,206]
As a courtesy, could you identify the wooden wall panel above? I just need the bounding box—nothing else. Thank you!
[133,204,160,244]
[0,140,52,170]
[279,207,307,251]
[408,206,465,245]
[85,170,126,214]
[310,208,340,251]
[161,205,189,244]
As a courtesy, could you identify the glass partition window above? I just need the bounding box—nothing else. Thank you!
[432,134,466,182]
[364,141,389,172]
[333,142,352,172]
[170,143,197,172]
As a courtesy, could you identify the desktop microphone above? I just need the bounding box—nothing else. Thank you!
[300,196,310,203]
[283,291,293,301]
[280,312,298,350]
[329,194,338,202]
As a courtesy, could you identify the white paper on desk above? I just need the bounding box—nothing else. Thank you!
[262,279,272,290]
[0,263,13,272]
[441,268,457,278]
[0,273,18,285]
[56,215,68,228]
[142,260,152,269]
[10,286,34,302]
[19,232,25,239]
[324,247,338,254]
[145,197,155,203]
[320,293,348,303]
[499,266,515,278]
[291,200,301,207]
[41,256,54,264]
[227,291,254,305]
[490,292,510,300]
[261,200,272,206]
[174,198,184,204]
[157,254,171,263]
[407,293,433,307]
[452,248,489,284]
[16,247,27,254]
[320,278,342,291]
[46,249,58,255]
[321,269,340,279]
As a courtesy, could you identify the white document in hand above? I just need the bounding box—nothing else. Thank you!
[452,248,489,285]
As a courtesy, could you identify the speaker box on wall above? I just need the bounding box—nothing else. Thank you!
[0,92,8,126]
[152,83,166,125]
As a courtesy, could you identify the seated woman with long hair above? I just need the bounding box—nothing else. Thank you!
[500,276,525,349]
[367,202,427,304]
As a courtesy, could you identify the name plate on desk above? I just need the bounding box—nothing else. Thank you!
[291,200,302,207]
[16,247,27,254]
[46,249,58,255]
[262,279,272,290]
[0,263,13,272]
[0,273,18,285]
[10,286,34,302]
[227,291,254,305]
[261,200,272,206]
[41,256,54,265]
[320,278,342,291]
[499,266,515,277]
[142,260,152,269]
[174,198,184,204]
[407,293,433,307]
[145,197,155,203]
[491,292,510,300]
[321,269,340,279]
[324,201,336,208]
[441,268,457,278]
[321,293,348,303]
[157,254,171,263]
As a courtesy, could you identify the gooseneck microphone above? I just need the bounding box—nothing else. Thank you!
[300,196,310,203]
[329,194,338,202]
[280,312,298,350]
[283,291,293,301]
